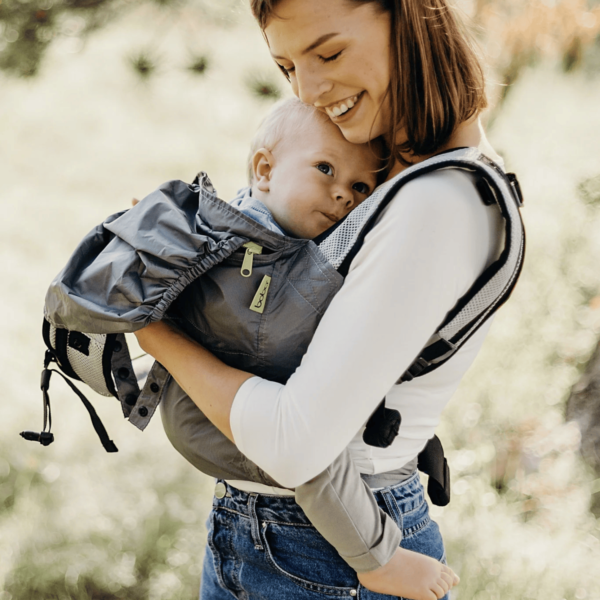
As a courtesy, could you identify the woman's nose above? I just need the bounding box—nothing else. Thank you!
[293,65,332,105]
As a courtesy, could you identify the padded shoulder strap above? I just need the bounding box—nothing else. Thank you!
[317,147,526,382]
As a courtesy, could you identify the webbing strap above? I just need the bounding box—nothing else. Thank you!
[47,368,118,453]
[417,436,450,506]
[23,353,118,453]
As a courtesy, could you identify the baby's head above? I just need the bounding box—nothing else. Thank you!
[248,98,384,239]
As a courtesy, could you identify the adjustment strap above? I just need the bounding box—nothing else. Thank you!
[417,436,450,506]
[41,368,52,435]
[46,368,118,453]
[398,337,456,383]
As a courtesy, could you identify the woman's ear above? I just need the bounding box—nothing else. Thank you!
[252,148,275,193]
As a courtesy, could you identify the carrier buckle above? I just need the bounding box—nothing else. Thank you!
[506,173,524,207]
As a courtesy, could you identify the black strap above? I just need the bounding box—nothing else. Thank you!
[22,353,118,453]
[362,399,401,448]
[48,368,118,453]
[417,436,450,506]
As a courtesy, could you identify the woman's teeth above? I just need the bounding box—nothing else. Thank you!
[325,94,360,118]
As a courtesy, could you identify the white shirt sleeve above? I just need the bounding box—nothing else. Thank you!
[230,169,498,488]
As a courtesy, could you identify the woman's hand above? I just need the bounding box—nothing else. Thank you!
[134,321,253,442]
[357,546,459,600]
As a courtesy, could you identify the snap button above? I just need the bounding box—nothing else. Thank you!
[125,394,138,406]
[215,482,227,499]
[114,341,122,353]
[117,367,130,380]
[150,382,160,393]
[138,406,148,417]
[350,590,357,597]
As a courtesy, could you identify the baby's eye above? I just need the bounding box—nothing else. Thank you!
[317,163,334,176]
[352,182,370,195]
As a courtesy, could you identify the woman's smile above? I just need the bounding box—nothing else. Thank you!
[319,91,364,121]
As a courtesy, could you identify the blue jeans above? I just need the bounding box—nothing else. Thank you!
[200,471,448,600]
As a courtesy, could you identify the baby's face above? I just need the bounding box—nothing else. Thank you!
[262,116,381,239]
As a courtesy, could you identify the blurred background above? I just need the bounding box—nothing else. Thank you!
[1,0,600,598]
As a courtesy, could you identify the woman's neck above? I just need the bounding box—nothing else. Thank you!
[386,115,501,181]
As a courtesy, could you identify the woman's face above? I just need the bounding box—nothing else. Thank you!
[264,0,392,145]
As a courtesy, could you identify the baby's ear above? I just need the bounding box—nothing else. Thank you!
[252,148,274,192]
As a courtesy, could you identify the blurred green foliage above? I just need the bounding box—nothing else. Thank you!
[186,53,209,75]
[0,0,237,78]
[246,71,281,100]
[578,174,600,205]
[129,50,159,79]
[0,0,129,77]
[0,439,209,599]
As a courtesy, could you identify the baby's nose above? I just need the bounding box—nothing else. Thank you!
[333,187,355,210]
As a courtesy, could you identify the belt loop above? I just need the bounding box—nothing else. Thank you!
[380,490,403,531]
[248,493,264,551]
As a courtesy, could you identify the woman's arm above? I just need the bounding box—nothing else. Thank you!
[138,170,496,488]
[135,321,251,442]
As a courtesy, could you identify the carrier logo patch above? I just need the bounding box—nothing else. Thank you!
[249,276,271,314]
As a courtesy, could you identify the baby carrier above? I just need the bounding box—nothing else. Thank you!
[26,147,525,506]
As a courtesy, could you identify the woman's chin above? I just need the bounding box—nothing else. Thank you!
[335,115,387,146]
[335,124,373,145]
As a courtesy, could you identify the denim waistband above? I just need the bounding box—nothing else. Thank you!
[214,470,423,526]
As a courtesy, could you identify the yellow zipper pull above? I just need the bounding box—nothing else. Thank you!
[250,275,271,313]
[241,242,263,277]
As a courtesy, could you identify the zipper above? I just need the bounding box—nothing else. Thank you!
[240,242,263,277]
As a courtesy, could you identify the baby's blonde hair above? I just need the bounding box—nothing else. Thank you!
[247,97,330,183]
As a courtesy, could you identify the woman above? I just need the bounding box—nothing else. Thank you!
[136,0,506,598]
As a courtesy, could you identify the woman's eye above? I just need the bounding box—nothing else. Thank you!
[320,51,343,64]
[352,182,370,195]
[317,163,334,176]
[276,63,295,78]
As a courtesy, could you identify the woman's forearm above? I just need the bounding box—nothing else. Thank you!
[134,321,253,442]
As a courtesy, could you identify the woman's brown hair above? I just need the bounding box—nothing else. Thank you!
[250,0,487,163]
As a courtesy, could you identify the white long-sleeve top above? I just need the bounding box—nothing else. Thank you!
[230,167,504,489]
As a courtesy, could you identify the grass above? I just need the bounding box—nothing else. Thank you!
[1,4,600,599]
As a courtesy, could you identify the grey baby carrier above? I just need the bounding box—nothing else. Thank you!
[26,147,525,506]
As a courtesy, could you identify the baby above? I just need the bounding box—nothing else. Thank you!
[162,97,459,600]
[232,96,380,239]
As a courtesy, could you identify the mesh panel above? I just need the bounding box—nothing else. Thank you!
[318,148,483,269]
[318,177,397,268]
[50,324,114,397]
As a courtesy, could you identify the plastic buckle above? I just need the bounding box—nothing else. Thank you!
[506,173,524,207]
[20,431,55,446]
[41,368,52,391]
[400,356,430,383]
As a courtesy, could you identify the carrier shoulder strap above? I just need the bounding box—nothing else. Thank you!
[319,147,525,382]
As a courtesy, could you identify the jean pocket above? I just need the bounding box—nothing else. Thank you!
[262,521,358,597]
